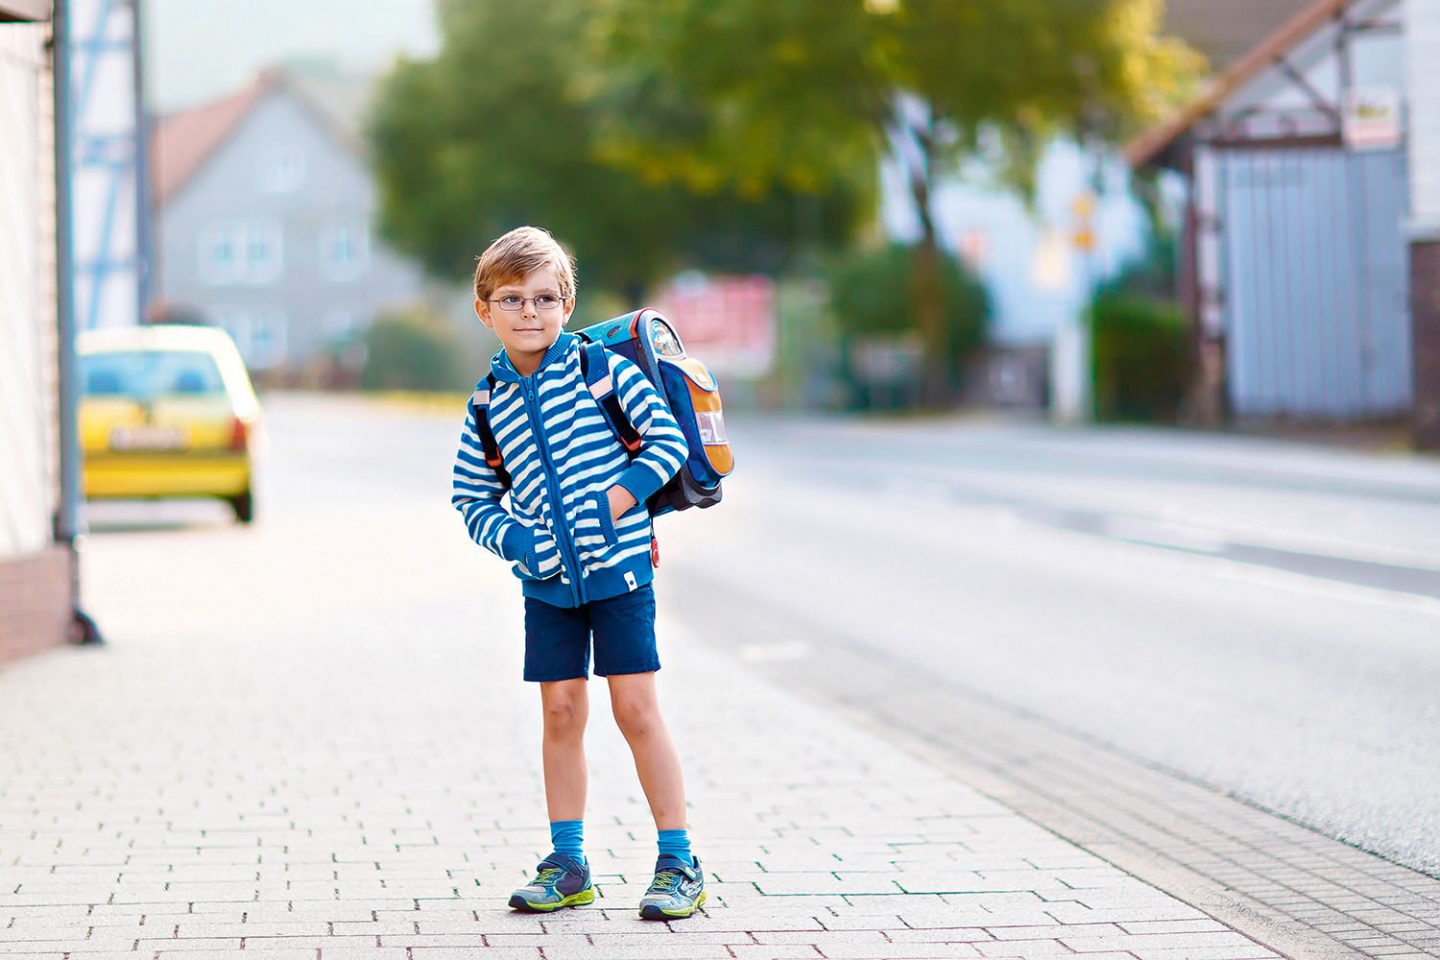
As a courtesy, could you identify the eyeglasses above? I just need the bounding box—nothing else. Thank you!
[488,294,568,313]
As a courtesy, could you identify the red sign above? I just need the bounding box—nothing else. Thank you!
[652,274,776,377]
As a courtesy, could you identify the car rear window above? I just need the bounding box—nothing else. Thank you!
[82,350,226,398]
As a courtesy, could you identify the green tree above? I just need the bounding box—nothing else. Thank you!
[828,242,988,407]
[589,0,1202,401]
[368,0,868,299]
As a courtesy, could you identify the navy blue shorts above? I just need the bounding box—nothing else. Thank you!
[523,585,660,682]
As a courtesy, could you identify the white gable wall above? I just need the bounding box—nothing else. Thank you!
[1213,0,1404,140]
[1406,0,1440,230]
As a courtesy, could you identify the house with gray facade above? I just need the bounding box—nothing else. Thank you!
[150,67,424,373]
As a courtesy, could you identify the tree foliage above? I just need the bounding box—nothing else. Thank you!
[590,0,1201,197]
[588,0,1203,398]
[367,0,870,298]
[828,243,987,350]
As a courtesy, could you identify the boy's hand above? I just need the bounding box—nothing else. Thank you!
[606,485,637,521]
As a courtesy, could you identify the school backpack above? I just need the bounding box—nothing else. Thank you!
[574,308,733,516]
[469,308,733,517]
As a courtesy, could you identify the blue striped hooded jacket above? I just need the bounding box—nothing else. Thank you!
[452,332,689,608]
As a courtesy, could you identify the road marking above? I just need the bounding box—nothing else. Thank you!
[1102,515,1228,554]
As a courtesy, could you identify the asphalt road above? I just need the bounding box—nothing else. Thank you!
[84,395,1440,878]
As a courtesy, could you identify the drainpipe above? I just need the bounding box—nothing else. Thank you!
[131,0,151,319]
[52,0,102,644]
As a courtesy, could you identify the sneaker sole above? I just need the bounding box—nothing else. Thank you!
[639,889,707,920]
[509,887,595,912]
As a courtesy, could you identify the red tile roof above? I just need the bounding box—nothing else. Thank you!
[150,65,371,205]
[150,74,274,205]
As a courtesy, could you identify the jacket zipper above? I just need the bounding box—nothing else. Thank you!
[522,374,586,606]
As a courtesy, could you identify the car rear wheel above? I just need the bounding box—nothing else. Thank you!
[228,489,255,524]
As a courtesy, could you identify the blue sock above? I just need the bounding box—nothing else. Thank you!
[550,819,584,863]
[657,828,693,865]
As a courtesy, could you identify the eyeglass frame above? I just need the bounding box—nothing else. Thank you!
[485,294,571,313]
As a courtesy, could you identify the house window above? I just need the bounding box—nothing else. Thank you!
[201,227,240,284]
[250,307,288,368]
[200,222,283,286]
[320,224,369,282]
[258,149,305,193]
[245,223,283,284]
[211,306,287,370]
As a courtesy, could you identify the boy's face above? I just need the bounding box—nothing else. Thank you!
[474,263,575,373]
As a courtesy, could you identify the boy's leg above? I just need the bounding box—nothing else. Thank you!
[607,672,686,829]
[509,678,595,913]
[539,678,589,823]
[610,671,706,919]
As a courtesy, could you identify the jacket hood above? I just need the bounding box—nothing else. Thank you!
[488,331,579,383]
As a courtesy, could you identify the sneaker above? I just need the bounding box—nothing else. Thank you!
[638,854,707,920]
[508,855,594,912]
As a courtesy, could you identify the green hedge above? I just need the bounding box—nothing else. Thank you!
[1090,291,1191,422]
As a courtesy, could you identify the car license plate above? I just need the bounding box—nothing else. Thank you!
[109,425,188,451]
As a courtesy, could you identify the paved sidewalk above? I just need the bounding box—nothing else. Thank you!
[0,501,1282,960]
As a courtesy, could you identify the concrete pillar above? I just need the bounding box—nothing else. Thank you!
[1405,0,1440,448]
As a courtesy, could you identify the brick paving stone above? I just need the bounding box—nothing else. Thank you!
[819,944,983,959]
[727,946,825,959]
[973,941,1078,958]
[881,929,996,944]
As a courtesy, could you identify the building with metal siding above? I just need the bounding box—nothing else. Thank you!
[1127,0,1430,430]
[0,2,74,662]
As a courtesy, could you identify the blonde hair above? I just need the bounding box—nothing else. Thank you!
[473,226,577,302]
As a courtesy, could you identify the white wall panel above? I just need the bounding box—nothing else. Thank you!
[1406,0,1440,230]
[0,23,58,557]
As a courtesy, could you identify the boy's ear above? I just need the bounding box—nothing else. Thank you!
[562,295,576,325]
[474,297,495,329]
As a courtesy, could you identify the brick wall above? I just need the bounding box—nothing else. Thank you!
[1412,240,1440,450]
[0,547,73,664]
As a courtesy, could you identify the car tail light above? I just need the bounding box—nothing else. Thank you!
[228,417,249,451]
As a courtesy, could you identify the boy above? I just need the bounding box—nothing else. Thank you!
[451,226,706,920]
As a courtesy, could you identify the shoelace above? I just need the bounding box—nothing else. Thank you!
[648,869,683,894]
[532,866,562,885]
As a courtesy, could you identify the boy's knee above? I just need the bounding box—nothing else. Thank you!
[611,697,658,740]
[542,693,586,734]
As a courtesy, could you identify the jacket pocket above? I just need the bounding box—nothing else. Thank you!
[571,489,618,567]
[592,490,620,548]
[512,528,562,581]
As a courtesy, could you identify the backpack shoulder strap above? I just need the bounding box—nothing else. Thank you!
[469,372,512,489]
[580,341,642,454]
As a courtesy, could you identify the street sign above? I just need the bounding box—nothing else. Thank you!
[1343,88,1402,151]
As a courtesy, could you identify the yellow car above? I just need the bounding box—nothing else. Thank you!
[79,324,262,523]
